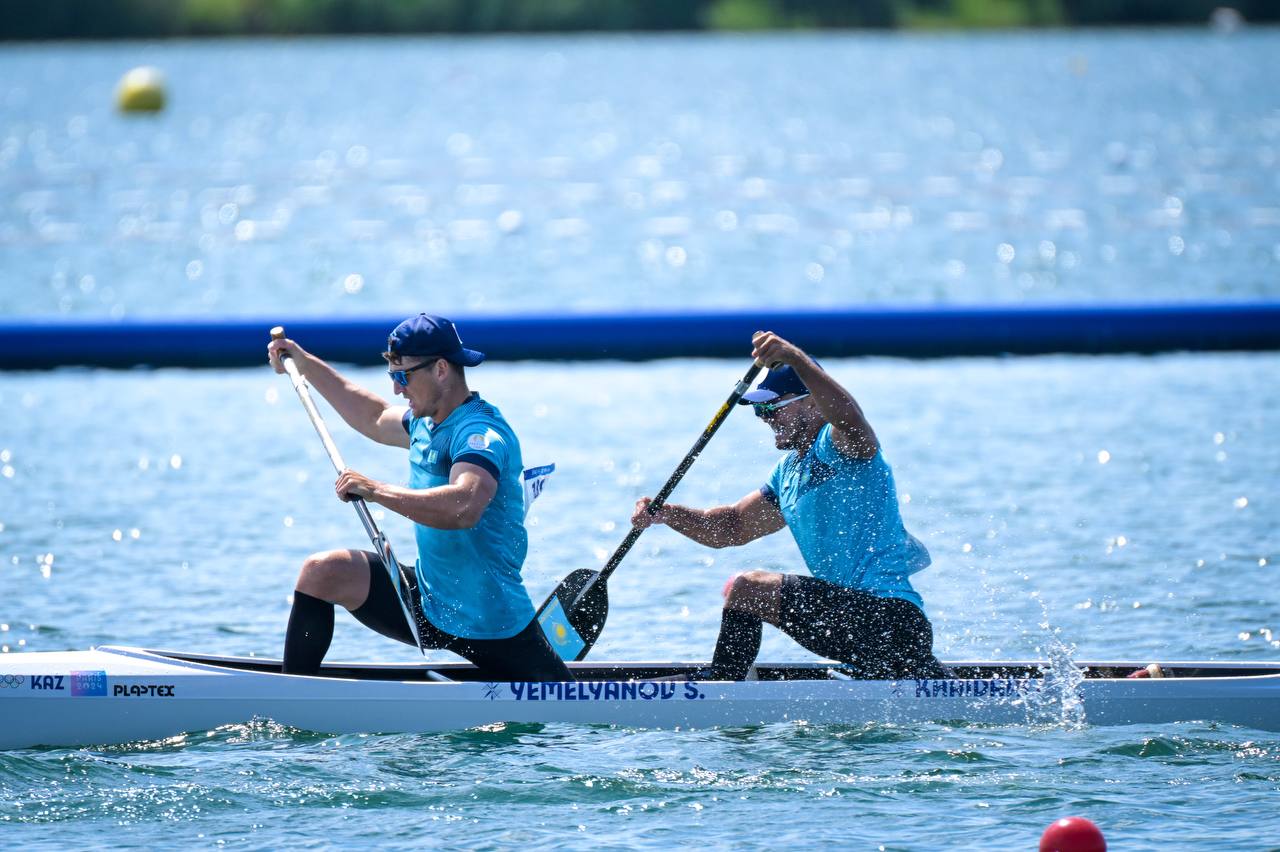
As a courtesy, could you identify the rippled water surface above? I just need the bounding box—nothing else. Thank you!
[2,30,1279,316]
[2,29,1279,851]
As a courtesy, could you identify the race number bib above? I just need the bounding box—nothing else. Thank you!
[522,463,555,519]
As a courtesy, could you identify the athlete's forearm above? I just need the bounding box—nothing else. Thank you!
[658,504,749,548]
[366,482,486,530]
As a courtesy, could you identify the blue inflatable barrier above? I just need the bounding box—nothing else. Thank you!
[1,302,1278,370]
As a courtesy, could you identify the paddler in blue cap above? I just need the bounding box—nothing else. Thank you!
[268,313,572,681]
[632,331,945,681]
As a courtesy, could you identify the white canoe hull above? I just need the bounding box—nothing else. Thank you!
[3,646,1279,749]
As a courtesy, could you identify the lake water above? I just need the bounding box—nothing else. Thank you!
[2,29,1279,850]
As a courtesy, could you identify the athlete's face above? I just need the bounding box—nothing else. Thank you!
[754,393,814,450]
[389,356,444,419]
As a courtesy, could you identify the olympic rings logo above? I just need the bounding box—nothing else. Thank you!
[1,674,25,688]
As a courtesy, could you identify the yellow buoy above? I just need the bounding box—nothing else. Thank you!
[116,66,167,113]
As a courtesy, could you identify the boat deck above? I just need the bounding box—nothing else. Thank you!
[158,649,1280,683]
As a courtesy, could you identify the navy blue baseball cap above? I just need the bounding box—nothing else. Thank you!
[739,362,816,404]
[386,314,485,367]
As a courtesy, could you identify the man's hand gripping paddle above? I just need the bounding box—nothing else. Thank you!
[269,326,426,654]
[534,361,765,661]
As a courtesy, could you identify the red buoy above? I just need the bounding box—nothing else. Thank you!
[1039,817,1106,852]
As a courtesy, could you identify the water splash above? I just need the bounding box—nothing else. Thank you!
[1014,636,1087,729]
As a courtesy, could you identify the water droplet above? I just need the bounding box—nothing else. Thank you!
[496,210,523,233]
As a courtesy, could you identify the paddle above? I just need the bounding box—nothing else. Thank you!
[269,326,425,655]
[534,361,765,661]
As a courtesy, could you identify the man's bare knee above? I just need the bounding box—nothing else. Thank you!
[296,550,367,609]
[723,570,783,621]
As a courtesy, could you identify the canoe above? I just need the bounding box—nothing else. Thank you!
[2,646,1278,749]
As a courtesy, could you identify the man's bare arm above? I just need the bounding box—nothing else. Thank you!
[752,331,879,459]
[336,462,497,529]
[631,489,786,548]
[269,337,410,448]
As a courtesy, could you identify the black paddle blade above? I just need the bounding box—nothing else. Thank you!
[535,569,610,662]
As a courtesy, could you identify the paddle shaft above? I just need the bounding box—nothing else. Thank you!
[270,327,425,654]
[572,361,764,606]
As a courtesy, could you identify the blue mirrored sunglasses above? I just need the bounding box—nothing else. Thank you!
[752,393,810,419]
[387,359,438,387]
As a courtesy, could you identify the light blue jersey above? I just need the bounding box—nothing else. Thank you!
[763,424,930,610]
[405,393,535,639]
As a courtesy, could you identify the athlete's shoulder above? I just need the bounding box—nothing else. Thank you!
[816,422,882,465]
[465,395,520,436]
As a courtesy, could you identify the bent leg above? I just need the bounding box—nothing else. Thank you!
[722,570,785,625]
[295,548,374,610]
[777,575,943,679]
[349,552,423,647]
[708,571,785,681]
[282,549,373,674]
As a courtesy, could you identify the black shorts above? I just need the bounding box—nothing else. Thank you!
[778,574,946,679]
[354,552,573,682]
